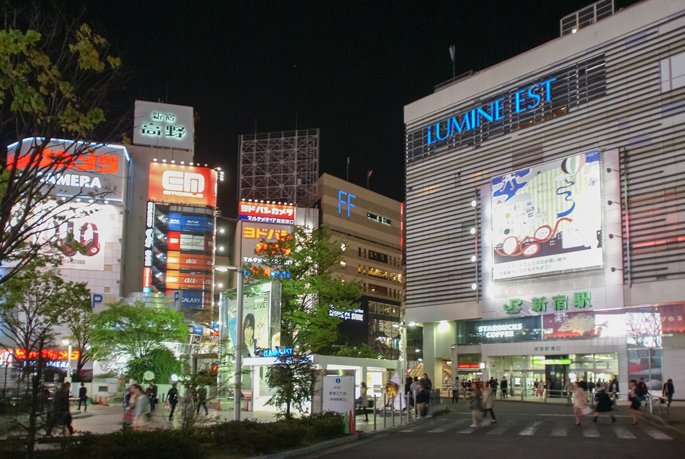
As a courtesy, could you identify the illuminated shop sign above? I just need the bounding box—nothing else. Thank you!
[134,100,194,150]
[492,150,603,280]
[329,308,364,322]
[14,349,80,360]
[459,316,542,345]
[367,212,391,226]
[427,78,555,146]
[457,364,481,369]
[261,348,293,357]
[243,226,290,240]
[478,323,523,338]
[239,202,295,225]
[148,163,217,207]
[503,291,591,315]
[338,190,355,217]
[533,359,572,365]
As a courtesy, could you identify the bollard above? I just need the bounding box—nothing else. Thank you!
[392,395,395,427]
[406,393,411,423]
[373,394,377,431]
[383,393,387,429]
[414,390,418,419]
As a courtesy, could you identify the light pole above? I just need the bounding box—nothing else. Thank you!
[215,265,244,421]
[393,322,416,391]
[61,339,72,384]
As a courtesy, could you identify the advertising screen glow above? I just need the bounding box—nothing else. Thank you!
[491,150,603,280]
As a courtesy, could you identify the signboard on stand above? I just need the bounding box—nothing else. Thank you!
[322,375,355,415]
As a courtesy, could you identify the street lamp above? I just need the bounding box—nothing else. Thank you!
[392,322,415,389]
[214,265,244,421]
[61,339,72,384]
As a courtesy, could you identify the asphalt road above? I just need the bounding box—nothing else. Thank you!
[309,401,685,459]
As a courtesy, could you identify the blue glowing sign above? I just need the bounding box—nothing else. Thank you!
[427,78,556,146]
[262,348,293,357]
[338,190,356,217]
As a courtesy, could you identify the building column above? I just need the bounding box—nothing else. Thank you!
[423,323,436,389]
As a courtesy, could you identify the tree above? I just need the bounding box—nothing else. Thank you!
[90,302,188,362]
[0,261,76,458]
[333,344,383,359]
[0,2,127,287]
[126,348,180,385]
[61,282,93,379]
[251,225,363,353]
[250,225,363,417]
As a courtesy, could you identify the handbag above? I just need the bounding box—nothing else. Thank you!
[582,406,592,415]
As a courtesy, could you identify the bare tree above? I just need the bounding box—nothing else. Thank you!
[0,1,129,285]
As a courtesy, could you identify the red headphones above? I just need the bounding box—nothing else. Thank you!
[61,222,79,257]
[79,223,100,257]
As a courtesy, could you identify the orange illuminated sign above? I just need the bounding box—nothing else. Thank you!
[148,163,217,207]
[166,251,212,270]
[15,349,80,360]
[243,227,289,240]
[8,150,120,174]
[165,271,212,289]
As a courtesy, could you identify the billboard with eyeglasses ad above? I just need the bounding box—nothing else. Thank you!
[491,150,603,280]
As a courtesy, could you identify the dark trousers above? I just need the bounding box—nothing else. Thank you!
[196,401,208,415]
[46,413,73,436]
[501,389,507,398]
[484,408,496,420]
[362,406,368,421]
[169,401,177,420]
[452,390,459,402]
[150,398,156,412]
[77,398,87,411]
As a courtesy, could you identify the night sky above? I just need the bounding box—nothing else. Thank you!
[78,0,640,215]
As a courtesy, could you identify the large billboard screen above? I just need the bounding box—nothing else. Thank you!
[148,163,217,207]
[7,138,129,203]
[491,150,603,280]
[133,101,194,150]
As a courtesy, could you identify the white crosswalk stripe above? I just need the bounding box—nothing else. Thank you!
[583,424,600,437]
[399,430,415,433]
[428,419,469,433]
[487,421,515,435]
[612,426,636,439]
[518,421,541,436]
[551,423,567,437]
[641,425,672,440]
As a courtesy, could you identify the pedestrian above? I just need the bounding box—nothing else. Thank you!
[360,382,369,422]
[451,377,460,403]
[662,378,674,416]
[122,378,135,411]
[637,378,649,401]
[131,384,150,430]
[534,379,541,397]
[167,382,179,421]
[593,387,616,423]
[500,377,507,399]
[77,382,88,412]
[609,378,619,400]
[196,385,208,416]
[405,376,414,407]
[146,380,158,412]
[468,385,483,428]
[423,373,432,392]
[482,385,497,423]
[579,377,588,391]
[565,379,575,404]
[45,382,74,436]
[629,379,642,425]
[415,382,429,419]
[588,378,595,394]
[573,381,587,426]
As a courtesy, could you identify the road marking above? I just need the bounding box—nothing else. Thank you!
[399,430,415,433]
[612,426,635,439]
[458,423,481,434]
[518,421,541,436]
[487,421,514,435]
[428,419,468,433]
[641,426,672,440]
[583,424,600,437]
[551,423,567,437]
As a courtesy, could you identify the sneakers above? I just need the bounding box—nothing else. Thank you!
[491,419,497,423]
[611,416,617,423]
[470,424,478,428]
[593,417,598,423]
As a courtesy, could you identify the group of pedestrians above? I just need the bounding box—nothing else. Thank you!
[467,382,498,427]
[123,380,209,426]
[452,376,508,402]
[405,373,432,419]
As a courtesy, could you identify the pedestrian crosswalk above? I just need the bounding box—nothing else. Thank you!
[400,418,674,441]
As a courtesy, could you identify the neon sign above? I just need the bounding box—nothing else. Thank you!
[338,190,355,217]
[261,348,293,357]
[427,78,556,146]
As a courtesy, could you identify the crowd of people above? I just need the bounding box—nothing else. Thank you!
[122,380,210,429]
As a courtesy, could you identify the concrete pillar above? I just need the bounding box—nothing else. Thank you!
[423,323,436,388]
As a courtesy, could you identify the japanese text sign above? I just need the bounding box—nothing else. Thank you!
[134,101,194,150]
[239,201,295,225]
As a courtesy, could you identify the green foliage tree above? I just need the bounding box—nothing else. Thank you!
[126,348,180,385]
[61,282,93,379]
[0,3,127,287]
[249,225,363,417]
[90,302,188,362]
[0,261,80,457]
[333,344,383,359]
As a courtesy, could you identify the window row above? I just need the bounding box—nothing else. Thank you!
[358,247,401,267]
[363,282,402,300]
[358,265,402,283]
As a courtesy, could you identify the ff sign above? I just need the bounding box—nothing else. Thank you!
[338,190,355,217]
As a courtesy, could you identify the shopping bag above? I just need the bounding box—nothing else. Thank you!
[582,406,592,415]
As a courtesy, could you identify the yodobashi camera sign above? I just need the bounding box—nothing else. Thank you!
[133,100,194,150]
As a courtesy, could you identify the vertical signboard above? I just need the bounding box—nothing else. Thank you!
[491,150,603,280]
[322,375,355,415]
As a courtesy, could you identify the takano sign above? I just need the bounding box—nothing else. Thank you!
[426,78,556,146]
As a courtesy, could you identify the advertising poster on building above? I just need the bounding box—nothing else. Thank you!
[628,348,662,391]
[491,150,603,280]
[460,316,542,345]
[148,163,217,207]
[542,311,598,340]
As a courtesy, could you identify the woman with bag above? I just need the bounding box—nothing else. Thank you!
[482,385,497,423]
[593,388,616,423]
[469,386,483,428]
[572,381,588,426]
[629,379,643,425]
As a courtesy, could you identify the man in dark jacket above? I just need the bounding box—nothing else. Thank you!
[501,377,508,399]
[77,382,88,411]
[423,373,432,392]
[415,382,429,418]
[146,381,158,412]
[167,383,179,421]
[45,382,74,436]
[405,377,414,406]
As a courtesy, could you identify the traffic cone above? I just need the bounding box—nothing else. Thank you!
[349,410,355,434]
[245,398,249,411]
[216,399,221,411]
[98,396,102,405]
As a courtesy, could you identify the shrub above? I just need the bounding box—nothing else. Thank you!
[62,429,203,459]
[212,419,307,455]
[299,412,345,441]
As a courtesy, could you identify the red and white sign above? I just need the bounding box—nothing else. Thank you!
[149,163,217,207]
[239,201,295,225]
[167,231,181,250]
[143,267,152,288]
[15,349,80,360]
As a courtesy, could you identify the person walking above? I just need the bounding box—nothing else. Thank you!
[593,386,616,423]
[469,385,483,428]
[500,377,508,399]
[609,378,620,400]
[131,384,150,430]
[146,381,158,412]
[579,377,588,391]
[534,379,541,398]
[167,383,179,421]
[629,379,642,425]
[482,385,497,423]
[637,378,649,401]
[451,377,460,403]
[77,382,88,412]
[405,376,414,407]
[423,373,432,392]
[573,381,587,426]
[565,379,575,404]
[45,382,74,436]
[662,378,675,416]
[415,382,429,419]
[196,385,208,415]
[360,382,369,422]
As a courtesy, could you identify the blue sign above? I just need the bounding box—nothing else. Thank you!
[168,213,213,232]
[189,325,203,336]
[181,292,204,308]
[262,348,293,357]
[92,294,103,309]
[168,212,182,231]
[338,190,355,217]
[336,378,341,383]
[427,78,556,146]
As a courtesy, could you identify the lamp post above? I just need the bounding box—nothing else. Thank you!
[393,322,416,392]
[61,339,72,384]
[215,265,244,421]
